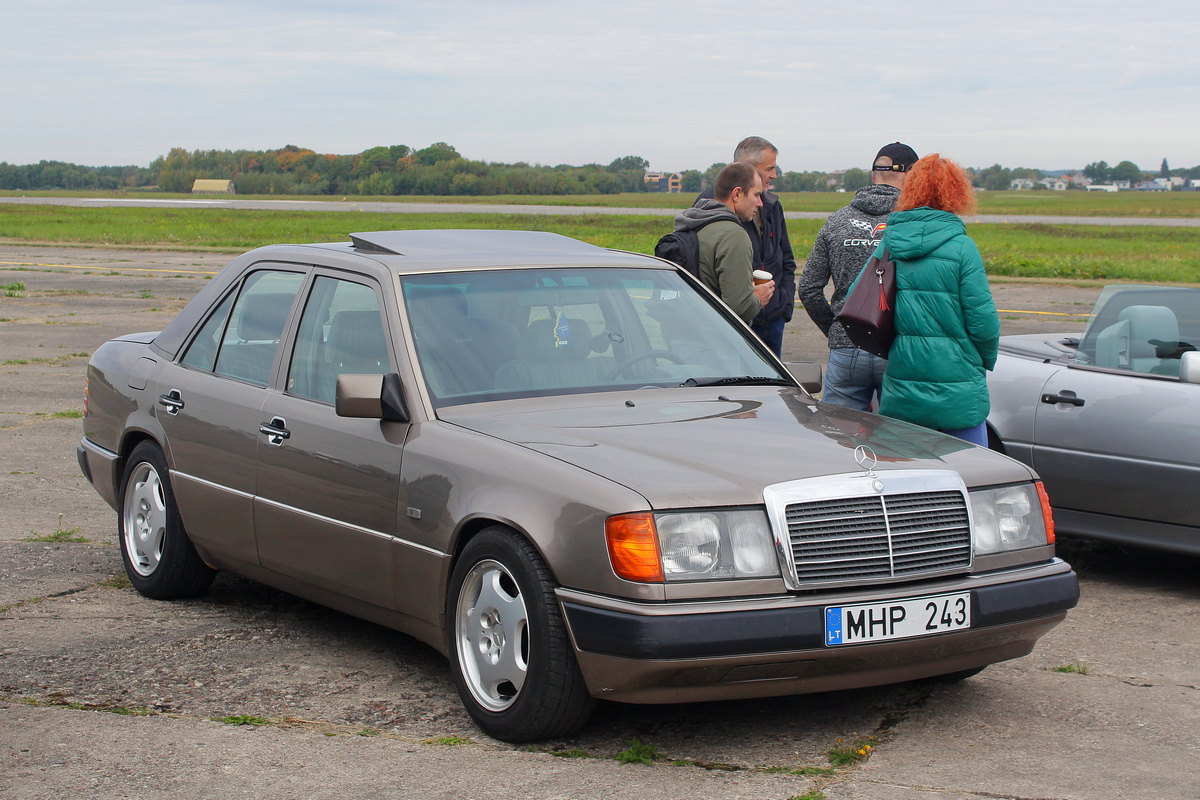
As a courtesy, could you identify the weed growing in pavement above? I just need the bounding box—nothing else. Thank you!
[108,706,153,716]
[759,764,837,776]
[426,736,471,746]
[25,528,89,543]
[357,728,381,737]
[27,514,89,543]
[616,737,662,766]
[1054,662,1090,674]
[3,281,25,296]
[826,735,875,766]
[548,748,594,759]
[788,791,827,800]
[99,573,132,589]
[218,715,272,726]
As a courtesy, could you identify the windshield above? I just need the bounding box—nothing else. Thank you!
[401,267,788,406]
[1074,284,1200,376]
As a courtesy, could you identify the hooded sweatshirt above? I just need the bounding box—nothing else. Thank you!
[798,184,901,349]
[873,207,1000,431]
[696,187,796,326]
[672,199,759,324]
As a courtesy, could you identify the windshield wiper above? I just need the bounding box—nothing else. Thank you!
[682,376,794,387]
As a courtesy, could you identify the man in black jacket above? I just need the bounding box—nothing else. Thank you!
[797,142,918,409]
[695,137,796,355]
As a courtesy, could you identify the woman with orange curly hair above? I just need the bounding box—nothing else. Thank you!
[875,153,999,445]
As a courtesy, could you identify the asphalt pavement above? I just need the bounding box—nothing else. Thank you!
[6,194,1200,226]
[1,245,1197,800]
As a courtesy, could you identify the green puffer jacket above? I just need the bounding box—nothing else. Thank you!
[873,207,999,431]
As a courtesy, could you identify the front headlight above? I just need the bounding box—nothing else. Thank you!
[656,509,780,582]
[605,509,781,583]
[970,483,1053,555]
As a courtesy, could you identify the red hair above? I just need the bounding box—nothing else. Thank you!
[894,153,977,216]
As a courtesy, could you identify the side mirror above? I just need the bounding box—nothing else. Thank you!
[1180,350,1200,385]
[783,361,823,395]
[335,373,410,422]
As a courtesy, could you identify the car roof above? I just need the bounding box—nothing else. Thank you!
[151,230,673,359]
[298,230,659,273]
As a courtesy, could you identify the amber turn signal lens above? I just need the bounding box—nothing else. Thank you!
[1035,481,1055,544]
[605,513,663,583]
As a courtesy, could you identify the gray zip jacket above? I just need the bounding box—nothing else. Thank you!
[797,184,901,349]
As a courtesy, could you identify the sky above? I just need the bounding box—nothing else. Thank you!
[4,0,1200,174]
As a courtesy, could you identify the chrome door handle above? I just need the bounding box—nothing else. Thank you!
[1041,392,1085,407]
[158,389,184,415]
[258,416,290,445]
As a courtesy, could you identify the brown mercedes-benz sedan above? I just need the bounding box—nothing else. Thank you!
[78,230,1078,742]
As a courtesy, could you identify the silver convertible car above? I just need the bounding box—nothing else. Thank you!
[987,284,1200,556]
[79,230,1078,742]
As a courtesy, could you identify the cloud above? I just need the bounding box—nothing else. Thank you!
[2,0,1199,171]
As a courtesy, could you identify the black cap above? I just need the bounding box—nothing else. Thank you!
[873,142,919,172]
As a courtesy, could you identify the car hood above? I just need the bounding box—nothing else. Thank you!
[442,387,1035,508]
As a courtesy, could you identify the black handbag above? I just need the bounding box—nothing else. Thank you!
[836,248,896,359]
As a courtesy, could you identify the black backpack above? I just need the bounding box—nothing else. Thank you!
[654,218,725,279]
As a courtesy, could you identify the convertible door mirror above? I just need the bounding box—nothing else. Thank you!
[783,361,823,395]
[335,373,410,422]
[1179,351,1200,385]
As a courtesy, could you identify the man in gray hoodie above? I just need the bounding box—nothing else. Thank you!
[798,142,918,409]
[672,162,774,325]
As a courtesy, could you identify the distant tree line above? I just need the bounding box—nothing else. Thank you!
[0,144,654,196]
[4,144,1200,195]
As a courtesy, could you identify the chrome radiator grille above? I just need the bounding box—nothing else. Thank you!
[783,488,972,586]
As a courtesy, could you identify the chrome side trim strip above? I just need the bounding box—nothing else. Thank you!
[81,437,118,459]
[173,470,254,500]
[173,470,446,557]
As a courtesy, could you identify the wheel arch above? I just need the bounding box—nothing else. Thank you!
[112,429,163,499]
[985,421,1007,455]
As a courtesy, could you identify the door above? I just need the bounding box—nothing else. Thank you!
[1032,365,1200,528]
[158,268,305,566]
[254,275,408,610]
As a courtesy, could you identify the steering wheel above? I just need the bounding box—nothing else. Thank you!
[604,350,684,381]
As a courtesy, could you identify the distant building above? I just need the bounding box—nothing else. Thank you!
[643,171,682,193]
[192,179,235,194]
[1136,181,1168,191]
[1086,184,1119,192]
[1010,178,1035,190]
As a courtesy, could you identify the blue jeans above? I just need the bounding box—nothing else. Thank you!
[822,347,886,411]
[752,315,786,357]
[940,422,988,446]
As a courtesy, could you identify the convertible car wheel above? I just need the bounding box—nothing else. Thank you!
[447,526,595,743]
[118,441,216,599]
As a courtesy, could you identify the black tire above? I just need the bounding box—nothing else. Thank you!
[117,441,216,599]
[446,526,595,743]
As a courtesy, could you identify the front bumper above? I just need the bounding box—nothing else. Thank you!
[560,560,1078,703]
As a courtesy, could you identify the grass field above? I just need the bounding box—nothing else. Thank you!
[6,188,1200,217]
[2,202,1199,284]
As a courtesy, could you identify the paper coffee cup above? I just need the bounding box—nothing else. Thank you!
[752,270,772,285]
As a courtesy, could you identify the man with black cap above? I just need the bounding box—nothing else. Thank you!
[797,142,919,410]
